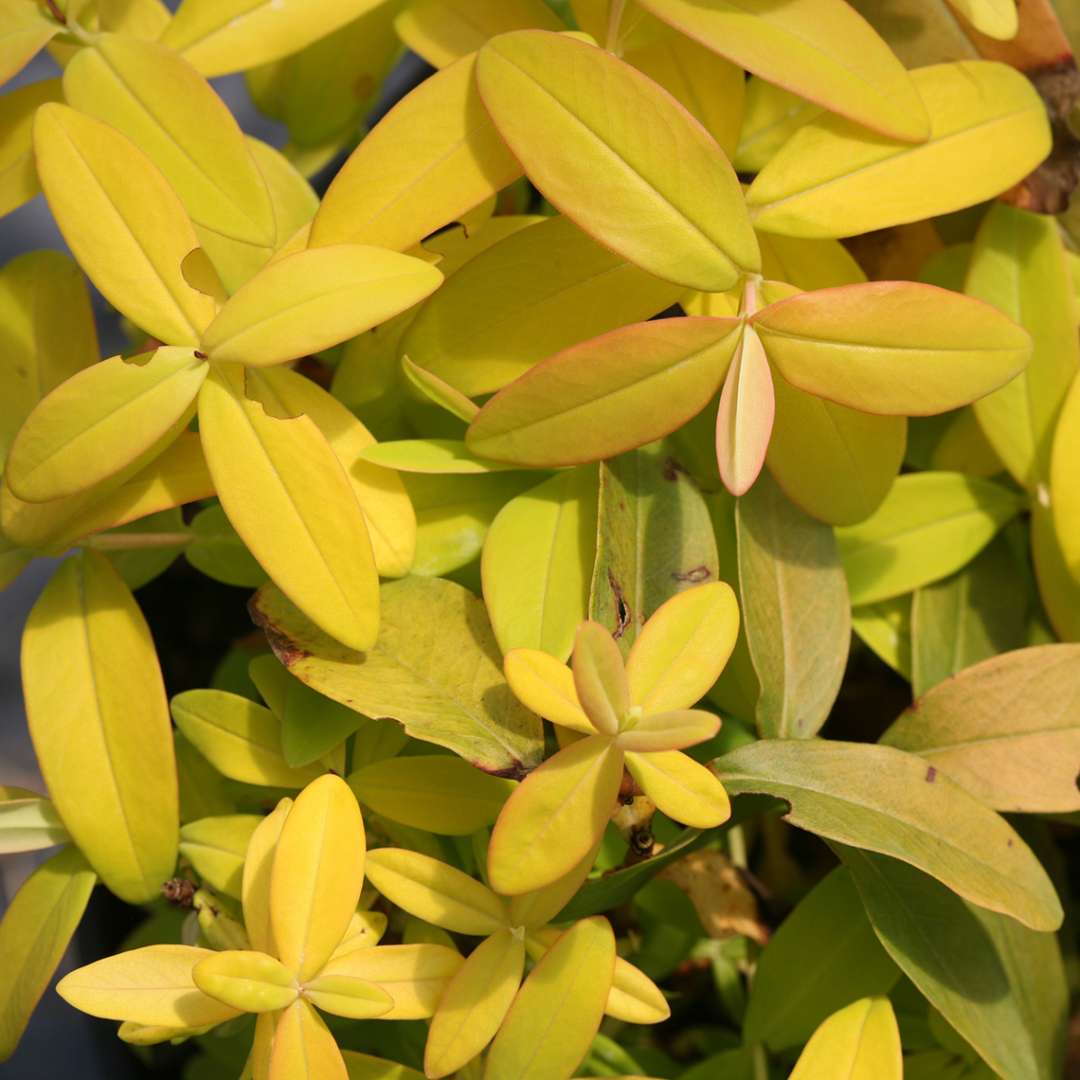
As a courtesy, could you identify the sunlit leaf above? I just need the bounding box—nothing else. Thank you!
[733,77,821,174]
[1050,372,1080,588]
[320,944,463,1019]
[946,0,1017,37]
[624,750,730,827]
[401,357,479,424]
[716,322,772,496]
[193,951,298,1013]
[1032,503,1080,642]
[851,598,912,681]
[788,996,901,1080]
[179,815,261,899]
[616,709,719,752]
[504,649,593,733]
[301,974,393,1019]
[267,997,347,1080]
[0,77,62,220]
[359,439,515,475]
[573,621,630,735]
[0,788,68,854]
[0,0,58,88]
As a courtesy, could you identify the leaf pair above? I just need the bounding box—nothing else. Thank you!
[491,583,738,894]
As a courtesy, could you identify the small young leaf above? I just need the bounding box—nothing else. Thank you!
[573,621,630,735]
[504,649,593,733]
[715,323,773,496]
[788,997,902,1080]
[624,750,730,828]
[300,974,393,1019]
[0,789,69,854]
[616,709,720,752]
[193,951,298,1013]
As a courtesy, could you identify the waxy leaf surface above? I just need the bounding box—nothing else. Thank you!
[788,997,901,1080]
[193,950,298,1013]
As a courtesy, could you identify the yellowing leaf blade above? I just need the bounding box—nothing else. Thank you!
[624,750,730,827]
[789,997,902,1080]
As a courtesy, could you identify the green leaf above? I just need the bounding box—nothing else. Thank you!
[744,868,899,1051]
[475,30,759,291]
[836,473,1024,606]
[714,739,1063,931]
[839,847,1067,1080]
[736,470,849,738]
[185,503,266,588]
[251,576,544,774]
[882,644,1080,813]
[636,0,927,141]
[481,467,598,660]
[0,847,96,1061]
[590,440,720,657]
[747,62,1051,239]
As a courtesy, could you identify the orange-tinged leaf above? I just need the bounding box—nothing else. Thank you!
[616,708,720,752]
[198,364,380,651]
[22,552,178,903]
[243,797,293,956]
[312,53,521,253]
[425,929,526,1078]
[300,975,393,1019]
[201,246,442,368]
[33,104,215,346]
[487,735,624,895]
[484,917,615,1080]
[270,774,366,981]
[625,750,730,828]
[467,318,742,467]
[6,349,205,502]
[57,945,240,1028]
[752,282,1031,416]
[476,31,758,291]
[626,582,740,714]
[193,951,298,1013]
[268,998,347,1080]
[573,621,630,735]
[637,0,928,141]
[504,649,593,734]
[716,323,773,496]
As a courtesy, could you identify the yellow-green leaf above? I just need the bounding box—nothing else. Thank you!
[488,735,624,895]
[0,847,95,1061]
[22,552,178,903]
[748,62,1051,239]
[348,757,514,837]
[403,214,683,397]
[1033,503,1080,642]
[359,439,515,475]
[0,0,58,88]
[836,472,1024,605]
[63,33,276,248]
[637,0,927,141]
[481,467,599,661]
[312,52,521,253]
[468,318,742,466]
[342,1052,425,1080]
[624,749,730,827]
[170,689,323,788]
[616,709,719,752]
[0,790,68,853]
[320,944,463,1019]
[716,322,773,496]
[243,797,293,956]
[789,997,902,1080]
[733,77,821,174]
[573,621,629,735]
[476,30,758,291]
[268,997,347,1080]
[0,77,62,219]
[270,774,366,981]
[504,648,593,733]
[57,945,240,1028]
[202,246,442,367]
[179,815,261,899]
[301,974,393,1019]
[198,363,380,651]
[485,917,615,1080]
[606,957,670,1024]
[7,349,205,502]
[425,928,525,1079]
[33,103,216,346]
[753,282,1031,415]
[626,583,739,715]
[401,356,479,424]
[946,0,1017,38]
[193,951,298,1013]
[1051,372,1080,588]
[96,0,171,36]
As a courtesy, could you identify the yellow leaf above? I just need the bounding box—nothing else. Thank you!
[733,77,821,175]
[482,468,598,660]
[247,136,319,251]
[22,552,178,903]
[626,582,740,713]
[1032,503,1080,642]
[487,735,624,895]
[715,321,774,497]
[616,708,720,752]
[269,775,366,981]
[348,756,514,836]
[758,233,865,292]
[0,0,58,88]
[33,104,216,346]
[606,957,670,1024]
[57,945,240,1028]
[637,0,927,141]
[320,944,463,1020]
[312,52,521,253]
[241,798,292,956]
[485,917,615,1080]
[198,364,380,651]
[365,848,507,935]
[0,790,68,853]
[170,689,323,788]
[425,929,526,1079]
[506,841,601,930]
[573,621,629,735]
[329,911,388,961]
[753,282,1031,416]
[0,77,61,219]
[788,997,902,1080]
[64,33,275,248]
[396,0,563,68]
[6,349,206,502]
[748,62,1051,239]
[179,815,261,899]
[402,356,479,424]
[250,366,416,578]
[1051,373,1080,585]
[0,847,95,1061]
[504,649,593,734]
[476,31,758,291]
[342,1051,426,1080]
[161,0,391,77]
[625,750,731,827]
[945,0,1017,38]
[202,246,442,367]
[193,951,299,1013]
[96,0,172,36]
[268,998,347,1080]
[251,1011,275,1080]
[300,974,392,1020]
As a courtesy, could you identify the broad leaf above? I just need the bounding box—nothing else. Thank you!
[616,709,720,752]
[714,740,1063,931]
[251,576,544,773]
[946,0,1017,36]
[736,470,850,738]
[747,62,1050,238]
[22,552,178,903]
[851,599,912,681]
[476,30,759,291]
[716,323,773,496]
[401,357,479,424]
[733,77,822,174]
[789,997,901,1080]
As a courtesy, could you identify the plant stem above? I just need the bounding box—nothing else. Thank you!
[83,531,193,551]
[728,823,748,869]
[605,0,627,53]
[43,0,66,23]
[751,1043,769,1080]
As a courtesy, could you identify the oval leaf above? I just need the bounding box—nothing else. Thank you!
[789,997,902,1080]
[193,950,298,1013]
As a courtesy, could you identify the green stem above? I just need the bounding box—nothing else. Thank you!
[83,531,193,552]
[751,1042,769,1080]
[605,0,628,53]
[728,823,749,869]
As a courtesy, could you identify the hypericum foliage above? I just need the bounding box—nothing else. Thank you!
[0,0,1077,1078]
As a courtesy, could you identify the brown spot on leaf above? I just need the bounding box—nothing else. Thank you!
[608,570,631,639]
[673,565,712,583]
[248,594,310,668]
[925,765,937,783]
[662,456,687,483]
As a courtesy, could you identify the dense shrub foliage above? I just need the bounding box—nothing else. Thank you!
[0,0,1078,1078]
